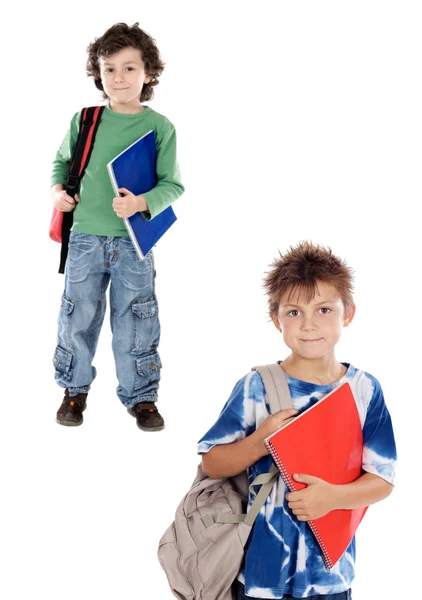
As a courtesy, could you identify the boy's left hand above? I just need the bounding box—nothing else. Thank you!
[286,474,336,521]
[113,188,148,218]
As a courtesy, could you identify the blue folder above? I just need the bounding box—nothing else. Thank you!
[106,129,177,259]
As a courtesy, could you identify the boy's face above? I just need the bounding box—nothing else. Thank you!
[272,281,355,361]
[99,47,151,107]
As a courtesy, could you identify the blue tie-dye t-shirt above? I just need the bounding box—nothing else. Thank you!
[197,363,396,599]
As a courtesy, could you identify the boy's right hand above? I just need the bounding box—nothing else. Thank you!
[52,190,79,212]
[254,408,299,454]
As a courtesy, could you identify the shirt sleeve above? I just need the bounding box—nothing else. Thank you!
[142,120,184,219]
[362,375,397,484]
[197,371,270,455]
[197,374,253,454]
[50,111,80,188]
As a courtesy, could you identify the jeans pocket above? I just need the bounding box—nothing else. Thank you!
[57,295,75,349]
[61,295,75,315]
[134,351,161,391]
[53,345,74,382]
[131,296,160,354]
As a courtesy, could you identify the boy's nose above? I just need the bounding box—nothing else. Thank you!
[301,318,317,331]
[114,71,124,82]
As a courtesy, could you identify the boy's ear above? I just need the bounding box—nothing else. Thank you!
[343,303,356,327]
[270,312,282,332]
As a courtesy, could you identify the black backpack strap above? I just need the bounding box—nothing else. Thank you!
[58,105,105,274]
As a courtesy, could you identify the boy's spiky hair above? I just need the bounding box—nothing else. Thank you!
[86,22,165,102]
[264,241,354,316]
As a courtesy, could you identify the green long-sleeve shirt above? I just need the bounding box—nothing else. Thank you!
[50,103,184,236]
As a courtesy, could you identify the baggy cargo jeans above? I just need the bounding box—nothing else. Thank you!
[53,232,161,408]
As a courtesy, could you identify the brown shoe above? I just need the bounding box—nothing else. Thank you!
[128,402,165,432]
[56,390,88,426]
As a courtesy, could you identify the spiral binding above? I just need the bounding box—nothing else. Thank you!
[265,440,296,491]
[307,521,333,570]
[265,439,333,571]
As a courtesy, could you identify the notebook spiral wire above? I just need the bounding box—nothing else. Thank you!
[265,440,333,571]
[265,440,295,490]
[307,522,332,570]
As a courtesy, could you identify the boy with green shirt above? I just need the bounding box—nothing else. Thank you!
[51,22,184,429]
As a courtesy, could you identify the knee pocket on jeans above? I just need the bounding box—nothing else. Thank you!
[131,296,159,354]
[134,351,161,391]
[53,345,74,382]
[61,295,75,316]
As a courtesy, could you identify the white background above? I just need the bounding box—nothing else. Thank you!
[1,1,420,598]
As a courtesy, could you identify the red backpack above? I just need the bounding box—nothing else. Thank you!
[49,106,105,273]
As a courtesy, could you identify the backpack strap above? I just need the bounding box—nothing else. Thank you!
[244,365,293,526]
[204,464,279,527]
[58,105,105,274]
[252,364,292,413]
[244,463,279,526]
[209,365,292,529]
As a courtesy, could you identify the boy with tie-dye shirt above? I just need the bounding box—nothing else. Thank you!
[198,242,396,600]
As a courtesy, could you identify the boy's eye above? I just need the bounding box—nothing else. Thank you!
[287,310,300,317]
[319,307,331,314]
[105,68,113,73]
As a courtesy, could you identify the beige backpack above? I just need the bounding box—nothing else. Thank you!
[157,364,292,600]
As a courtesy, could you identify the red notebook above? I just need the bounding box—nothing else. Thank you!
[264,382,368,570]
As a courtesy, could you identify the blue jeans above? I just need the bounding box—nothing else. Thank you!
[53,233,161,408]
[234,581,351,600]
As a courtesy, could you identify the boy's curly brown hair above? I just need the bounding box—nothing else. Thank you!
[264,241,354,316]
[86,22,165,102]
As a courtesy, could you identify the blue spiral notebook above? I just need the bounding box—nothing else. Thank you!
[106,130,177,259]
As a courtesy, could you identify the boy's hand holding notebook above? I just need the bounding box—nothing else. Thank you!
[255,408,299,452]
[264,381,368,570]
[107,129,177,260]
[286,472,339,521]
[112,187,147,218]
